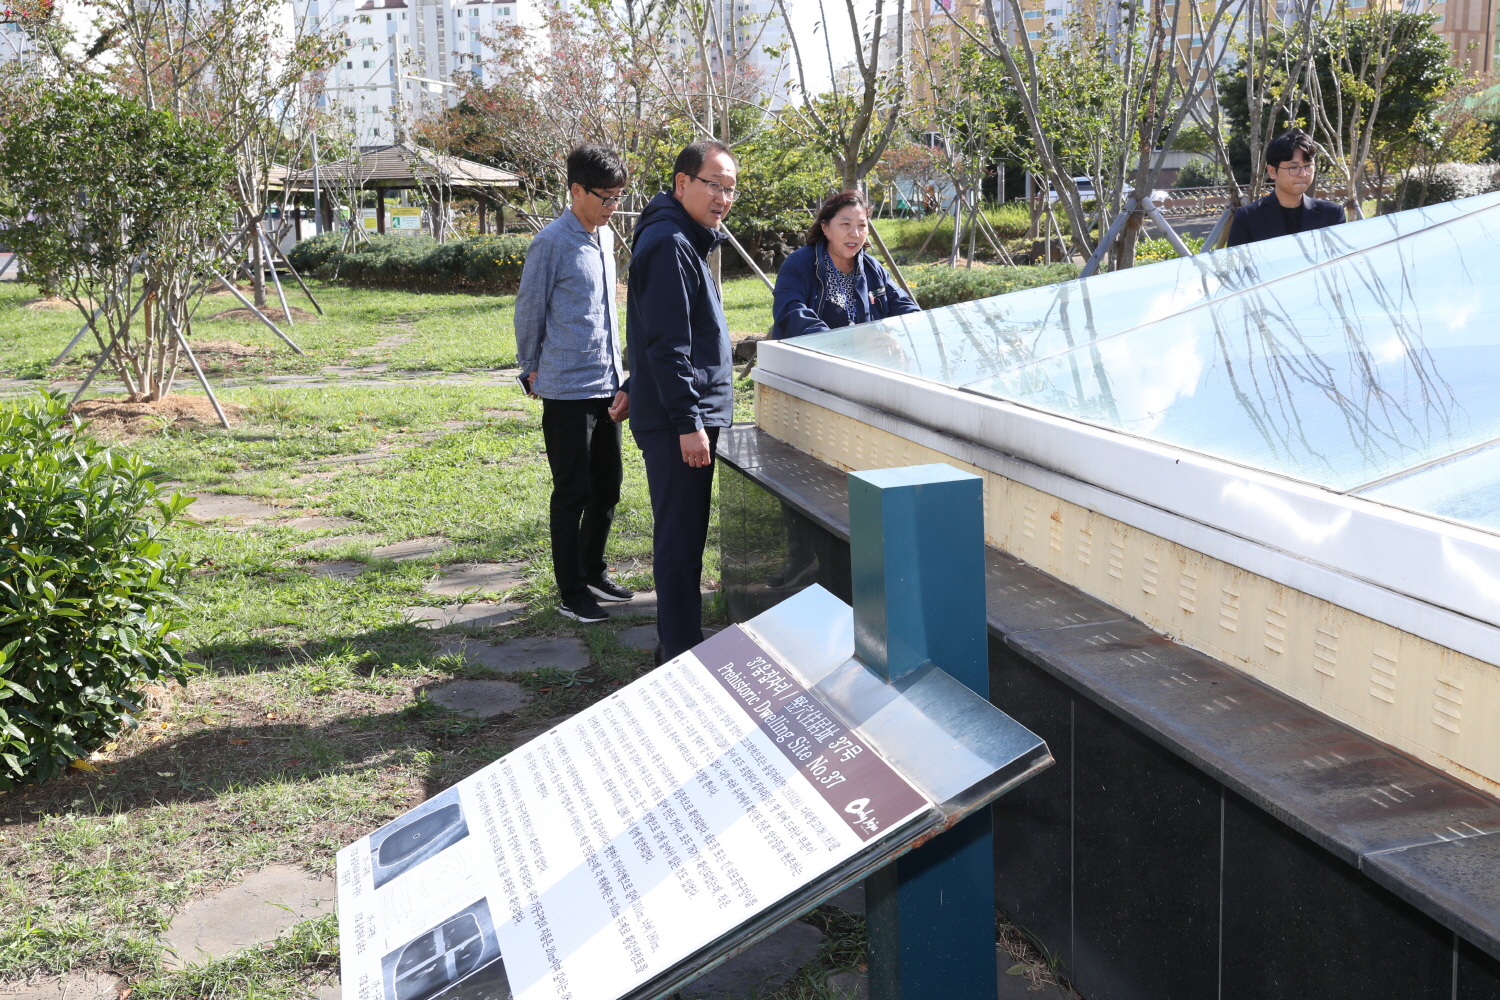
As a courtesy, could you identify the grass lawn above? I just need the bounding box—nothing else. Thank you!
[0,275,873,1000]
[0,274,777,381]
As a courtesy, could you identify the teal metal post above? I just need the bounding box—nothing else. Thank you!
[849,464,995,1000]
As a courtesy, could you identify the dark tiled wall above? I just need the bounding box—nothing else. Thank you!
[720,465,1500,1000]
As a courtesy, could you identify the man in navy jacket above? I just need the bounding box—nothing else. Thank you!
[1227,131,1346,247]
[622,140,737,661]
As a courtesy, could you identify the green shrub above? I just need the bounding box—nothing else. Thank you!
[292,232,532,293]
[991,202,1034,240]
[285,231,349,274]
[1397,162,1500,210]
[1174,158,1224,188]
[1134,235,1205,264]
[0,393,195,788]
[906,262,1081,309]
[453,234,531,287]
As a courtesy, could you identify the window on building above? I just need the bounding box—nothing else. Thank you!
[362,59,372,67]
[469,7,477,14]
[1023,9,1042,18]
[345,60,353,68]
[386,12,393,18]
[1027,29,1041,36]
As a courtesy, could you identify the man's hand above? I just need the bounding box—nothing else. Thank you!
[679,429,711,468]
[608,390,629,422]
[525,372,538,397]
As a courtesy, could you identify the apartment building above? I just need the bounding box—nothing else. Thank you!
[665,0,792,106]
[296,0,543,143]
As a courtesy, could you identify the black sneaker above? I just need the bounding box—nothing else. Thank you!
[558,595,609,623]
[588,576,635,603]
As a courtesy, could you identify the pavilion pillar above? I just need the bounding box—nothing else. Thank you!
[376,190,386,234]
[478,196,488,235]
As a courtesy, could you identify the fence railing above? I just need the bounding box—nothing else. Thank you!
[1155,186,1234,216]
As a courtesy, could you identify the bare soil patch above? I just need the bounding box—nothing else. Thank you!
[192,340,266,357]
[207,306,318,323]
[24,297,89,313]
[72,395,246,437]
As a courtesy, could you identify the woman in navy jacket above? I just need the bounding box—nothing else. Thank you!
[771,190,920,340]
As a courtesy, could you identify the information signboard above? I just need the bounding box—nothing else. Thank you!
[337,625,932,1000]
[360,208,424,234]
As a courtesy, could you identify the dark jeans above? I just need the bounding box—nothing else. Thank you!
[542,397,622,603]
[635,426,720,659]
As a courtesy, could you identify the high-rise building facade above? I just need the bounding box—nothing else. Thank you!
[295,0,543,143]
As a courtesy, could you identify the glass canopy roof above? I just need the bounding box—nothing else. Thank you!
[791,192,1500,535]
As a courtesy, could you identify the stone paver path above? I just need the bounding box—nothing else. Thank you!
[428,679,530,718]
[183,494,285,521]
[616,624,658,651]
[678,920,824,1000]
[436,636,588,673]
[371,537,449,562]
[0,971,122,1000]
[424,562,525,597]
[305,561,368,581]
[295,534,383,552]
[280,515,361,530]
[826,971,869,1000]
[404,603,520,630]
[161,865,335,970]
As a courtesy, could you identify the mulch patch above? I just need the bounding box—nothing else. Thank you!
[208,306,318,323]
[72,395,246,437]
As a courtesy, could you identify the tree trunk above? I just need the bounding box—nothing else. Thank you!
[251,226,267,308]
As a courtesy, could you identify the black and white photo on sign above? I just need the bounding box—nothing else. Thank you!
[381,898,511,1000]
[369,785,470,889]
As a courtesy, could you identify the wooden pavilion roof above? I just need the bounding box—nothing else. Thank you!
[277,143,521,192]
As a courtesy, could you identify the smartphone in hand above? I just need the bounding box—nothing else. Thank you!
[517,373,533,397]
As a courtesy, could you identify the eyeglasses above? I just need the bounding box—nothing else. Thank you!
[1274,162,1315,175]
[689,173,739,201]
[585,187,624,207]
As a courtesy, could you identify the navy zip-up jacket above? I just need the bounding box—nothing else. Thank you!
[624,192,733,435]
[771,243,919,340]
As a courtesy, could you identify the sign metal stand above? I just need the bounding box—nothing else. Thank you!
[850,465,998,1000]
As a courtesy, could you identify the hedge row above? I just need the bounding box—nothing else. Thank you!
[288,232,532,293]
[905,262,1081,309]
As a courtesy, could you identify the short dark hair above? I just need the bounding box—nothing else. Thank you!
[672,139,735,188]
[1265,130,1318,169]
[567,144,628,191]
[806,190,872,247]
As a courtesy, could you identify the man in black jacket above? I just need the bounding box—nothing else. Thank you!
[623,140,737,661]
[1226,131,1346,247]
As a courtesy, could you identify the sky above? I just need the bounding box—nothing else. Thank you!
[779,0,868,95]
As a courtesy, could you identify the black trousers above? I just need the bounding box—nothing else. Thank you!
[635,426,720,659]
[542,397,622,603]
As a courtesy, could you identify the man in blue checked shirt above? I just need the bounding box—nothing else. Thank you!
[515,145,634,624]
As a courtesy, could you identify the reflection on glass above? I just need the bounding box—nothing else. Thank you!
[790,191,1500,531]
[1357,442,1500,530]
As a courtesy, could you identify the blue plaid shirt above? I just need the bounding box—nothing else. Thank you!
[514,209,622,399]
